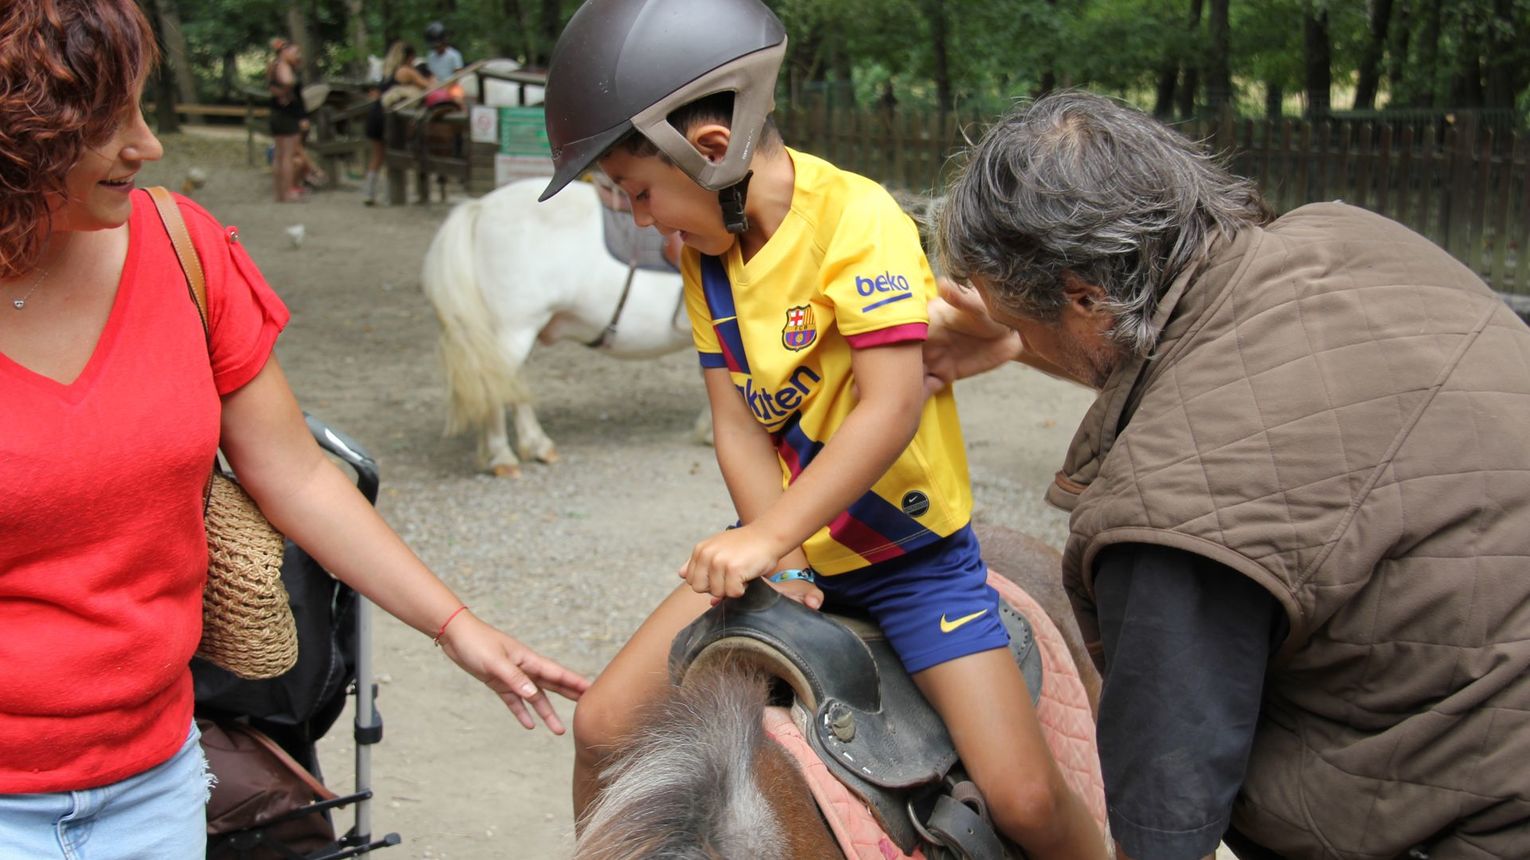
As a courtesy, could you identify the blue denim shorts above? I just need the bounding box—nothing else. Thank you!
[816,525,1010,673]
[0,721,209,860]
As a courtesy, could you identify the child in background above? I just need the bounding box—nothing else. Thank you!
[537,1,1108,857]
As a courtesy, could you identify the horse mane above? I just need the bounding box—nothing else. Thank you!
[572,660,792,860]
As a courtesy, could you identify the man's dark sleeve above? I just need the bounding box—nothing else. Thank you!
[1092,543,1287,860]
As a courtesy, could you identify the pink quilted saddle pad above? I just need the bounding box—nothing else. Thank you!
[761,570,1109,859]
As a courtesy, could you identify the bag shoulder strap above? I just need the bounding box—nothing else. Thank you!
[147,186,210,346]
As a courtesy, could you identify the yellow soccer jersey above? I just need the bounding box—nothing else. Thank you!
[683,149,973,575]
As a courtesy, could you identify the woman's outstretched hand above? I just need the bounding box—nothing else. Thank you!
[437,611,590,734]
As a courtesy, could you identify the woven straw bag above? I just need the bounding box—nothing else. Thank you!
[150,186,299,680]
[200,472,298,677]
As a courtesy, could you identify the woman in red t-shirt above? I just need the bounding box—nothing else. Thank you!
[0,3,588,856]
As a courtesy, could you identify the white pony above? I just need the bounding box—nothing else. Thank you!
[422,177,702,476]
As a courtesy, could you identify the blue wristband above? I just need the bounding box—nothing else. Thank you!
[768,568,816,584]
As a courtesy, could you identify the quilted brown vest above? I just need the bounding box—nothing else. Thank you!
[1051,204,1530,858]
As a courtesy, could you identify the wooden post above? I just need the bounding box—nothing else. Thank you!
[1412,127,1433,236]
[1353,123,1371,210]
[1296,121,1311,209]
[1276,120,1292,212]
[1516,134,1530,293]
[385,111,406,205]
[1450,114,1474,261]
[1336,122,1353,203]
[1473,130,1495,276]
[245,96,256,167]
[1375,125,1393,218]
[1256,118,1272,192]
[1488,134,1517,290]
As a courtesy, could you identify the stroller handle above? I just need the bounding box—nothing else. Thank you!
[305,412,380,505]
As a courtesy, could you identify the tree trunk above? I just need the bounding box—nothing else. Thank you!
[1265,81,1284,117]
[220,50,238,102]
[1450,52,1484,109]
[346,0,369,79]
[379,0,396,46]
[1205,0,1230,115]
[141,0,180,133]
[537,0,561,67]
[1176,0,1203,118]
[1303,4,1332,118]
[499,0,535,64]
[924,0,953,116]
[1153,63,1178,118]
[1352,0,1394,110]
[1484,0,1520,108]
[154,0,202,123]
[1385,0,1411,106]
[1036,0,1059,98]
[1413,0,1443,108]
[287,1,320,83]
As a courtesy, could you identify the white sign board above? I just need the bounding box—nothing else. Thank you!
[470,105,498,145]
[495,154,555,187]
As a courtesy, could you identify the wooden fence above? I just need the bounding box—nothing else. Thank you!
[776,102,1530,294]
[1189,114,1530,295]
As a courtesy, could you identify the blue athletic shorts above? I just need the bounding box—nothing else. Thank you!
[814,525,1009,674]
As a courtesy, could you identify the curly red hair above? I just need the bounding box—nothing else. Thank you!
[0,0,156,279]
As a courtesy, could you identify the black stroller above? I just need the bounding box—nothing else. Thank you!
[192,414,401,860]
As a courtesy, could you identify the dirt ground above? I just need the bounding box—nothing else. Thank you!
[141,129,1103,859]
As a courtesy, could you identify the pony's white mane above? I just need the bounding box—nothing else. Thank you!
[573,662,790,860]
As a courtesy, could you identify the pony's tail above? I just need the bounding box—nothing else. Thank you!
[421,197,529,437]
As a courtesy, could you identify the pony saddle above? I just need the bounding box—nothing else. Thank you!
[670,580,1043,859]
[590,174,682,272]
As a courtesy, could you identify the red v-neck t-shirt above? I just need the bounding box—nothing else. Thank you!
[0,190,289,793]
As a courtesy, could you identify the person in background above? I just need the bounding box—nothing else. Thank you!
[423,21,463,83]
[265,37,307,202]
[927,89,1530,859]
[361,40,431,206]
[0,3,588,857]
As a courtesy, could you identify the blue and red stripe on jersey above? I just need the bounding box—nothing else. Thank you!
[697,255,750,373]
[774,415,941,565]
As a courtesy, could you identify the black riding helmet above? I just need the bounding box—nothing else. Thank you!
[537,0,787,232]
[425,21,447,43]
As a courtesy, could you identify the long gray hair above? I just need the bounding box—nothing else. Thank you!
[936,90,1272,356]
[573,662,790,860]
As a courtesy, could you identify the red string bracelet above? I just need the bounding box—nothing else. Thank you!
[432,605,468,647]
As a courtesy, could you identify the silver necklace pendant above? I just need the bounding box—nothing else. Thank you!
[9,267,48,310]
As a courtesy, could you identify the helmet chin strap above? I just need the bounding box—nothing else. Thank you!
[718,171,753,234]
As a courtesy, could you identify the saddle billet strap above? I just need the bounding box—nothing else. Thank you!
[584,263,637,349]
[918,790,1009,860]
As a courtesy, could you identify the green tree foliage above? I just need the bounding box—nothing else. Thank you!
[162,0,1529,120]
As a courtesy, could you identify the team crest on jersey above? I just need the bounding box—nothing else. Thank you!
[782,305,817,351]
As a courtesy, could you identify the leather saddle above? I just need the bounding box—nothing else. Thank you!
[590,174,682,272]
[670,580,1043,859]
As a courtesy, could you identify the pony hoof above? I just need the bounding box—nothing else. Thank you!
[537,448,560,464]
[490,464,522,478]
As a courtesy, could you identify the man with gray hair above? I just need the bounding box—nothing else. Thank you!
[928,90,1530,859]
